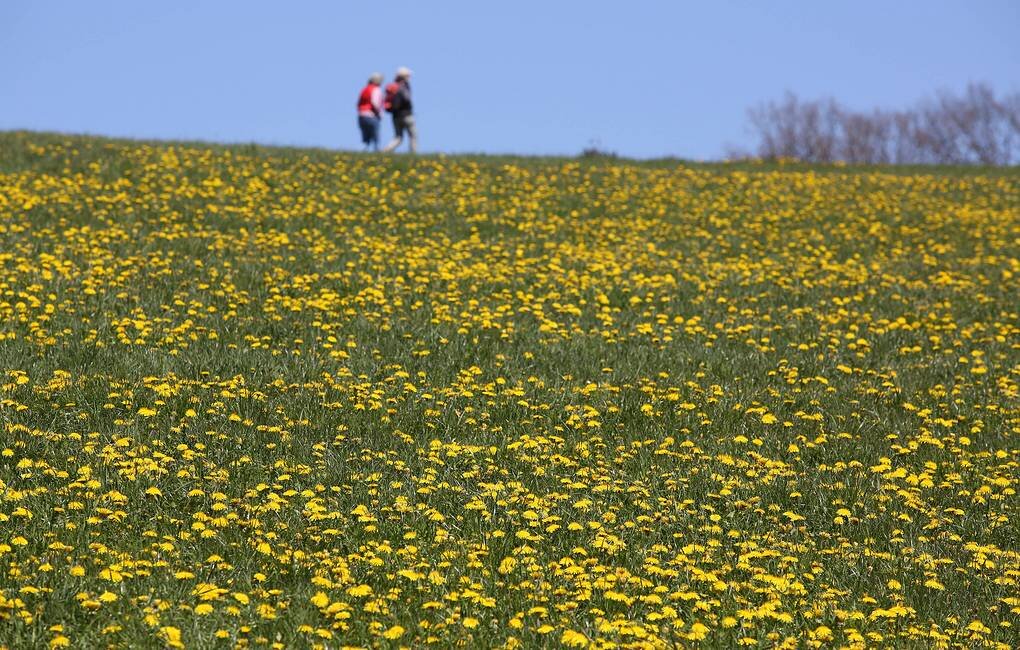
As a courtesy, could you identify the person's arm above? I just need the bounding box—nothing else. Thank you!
[399,85,412,113]
[371,86,383,117]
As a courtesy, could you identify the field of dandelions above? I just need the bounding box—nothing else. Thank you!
[0,132,1017,649]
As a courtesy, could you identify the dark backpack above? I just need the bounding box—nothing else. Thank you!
[384,83,401,113]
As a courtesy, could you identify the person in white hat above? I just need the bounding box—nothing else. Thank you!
[382,67,417,153]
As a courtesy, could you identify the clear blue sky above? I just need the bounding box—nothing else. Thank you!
[2,1,1017,159]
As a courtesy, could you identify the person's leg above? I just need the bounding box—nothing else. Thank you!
[382,117,404,153]
[358,116,371,150]
[404,116,418,153]
[381,134,402,153]
[369,117,380,151]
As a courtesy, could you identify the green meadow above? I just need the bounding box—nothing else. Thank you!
[0,131,1017,648]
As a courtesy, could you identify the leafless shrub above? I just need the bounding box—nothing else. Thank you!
[744,83,1020,165]
[580,139,618,160]
[748,93,842,163]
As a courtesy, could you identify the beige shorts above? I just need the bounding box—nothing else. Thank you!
[394,115,417,138]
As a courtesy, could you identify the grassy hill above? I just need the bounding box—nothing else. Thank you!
[0,131,1017,648]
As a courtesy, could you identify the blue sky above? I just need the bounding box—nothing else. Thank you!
[2,1,1017,159]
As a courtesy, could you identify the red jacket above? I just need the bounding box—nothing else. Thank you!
[357,84,381,117]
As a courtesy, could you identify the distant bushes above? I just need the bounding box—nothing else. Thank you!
[736,83,1020,165]
[579,139,618,160]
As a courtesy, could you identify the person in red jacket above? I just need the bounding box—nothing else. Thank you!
[356,73,384,151]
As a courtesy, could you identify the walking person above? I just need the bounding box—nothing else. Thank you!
[357,73,384,151]
[382,67,417,153]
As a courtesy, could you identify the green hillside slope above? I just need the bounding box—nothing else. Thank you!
[0,132,1017,648]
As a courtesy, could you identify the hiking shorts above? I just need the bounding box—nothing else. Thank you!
[394,114,417,139]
